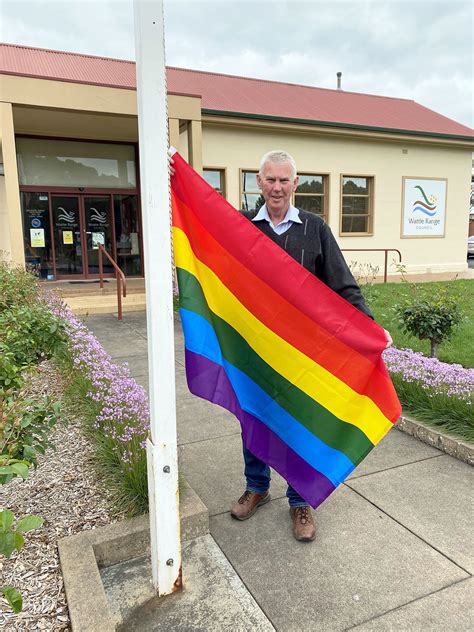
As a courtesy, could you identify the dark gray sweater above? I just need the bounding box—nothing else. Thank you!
[242,209,372,318]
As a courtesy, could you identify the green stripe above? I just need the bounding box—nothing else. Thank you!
[414,185,433,206]
[177,267,374,465]
[201,108,474,143]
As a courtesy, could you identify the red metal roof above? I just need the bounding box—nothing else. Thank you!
[1,43,472,139]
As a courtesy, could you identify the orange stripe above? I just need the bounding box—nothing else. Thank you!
[172,194,399,422]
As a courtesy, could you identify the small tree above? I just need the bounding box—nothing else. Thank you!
[395,287,463,358]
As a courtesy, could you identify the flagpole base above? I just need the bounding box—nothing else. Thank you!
[146,437,182,595]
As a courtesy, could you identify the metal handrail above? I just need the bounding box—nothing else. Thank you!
[341,248,402,283]
[97,244,127,320]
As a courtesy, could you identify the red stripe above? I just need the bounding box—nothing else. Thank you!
[173,193,399,422]
[171,153,387,363]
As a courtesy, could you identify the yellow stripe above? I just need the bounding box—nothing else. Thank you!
[174,227,392,444]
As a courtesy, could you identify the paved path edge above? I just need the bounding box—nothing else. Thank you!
[58,477,208,632]
[396,415,473,466]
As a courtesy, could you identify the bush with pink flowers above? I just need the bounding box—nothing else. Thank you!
[384,347,473,440]
[50,298,150,515]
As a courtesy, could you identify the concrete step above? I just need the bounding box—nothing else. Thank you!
[45,279,146,298]
[64,293,146,315]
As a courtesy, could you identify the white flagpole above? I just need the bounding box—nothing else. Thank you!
[133,0,181,595]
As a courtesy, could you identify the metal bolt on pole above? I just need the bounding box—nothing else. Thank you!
[133,0,181,595]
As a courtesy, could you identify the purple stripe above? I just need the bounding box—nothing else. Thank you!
[185,349,336,509]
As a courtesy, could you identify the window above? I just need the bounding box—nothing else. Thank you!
[294,174,328,221]
[240,170,265,212]
[203,169,226,197]
[341,176,373,234]
[16,138,137,189]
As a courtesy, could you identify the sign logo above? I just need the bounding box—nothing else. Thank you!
[57,207,76,223]
[412,185,437,217]
[31,218,41,228]
[89,208,107,224]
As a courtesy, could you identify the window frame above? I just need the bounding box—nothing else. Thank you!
[239,168,262,212]
[293,172,329,222]
[203,167,227,199]
[339,174,375,236]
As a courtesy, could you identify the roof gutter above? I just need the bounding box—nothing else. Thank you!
[201,108,474,143]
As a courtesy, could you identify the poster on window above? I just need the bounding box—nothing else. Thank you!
[30,228,45,248]
[402,177,447,237]
[92,232,105,250]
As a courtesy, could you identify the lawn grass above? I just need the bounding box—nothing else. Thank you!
[362,279,474,368]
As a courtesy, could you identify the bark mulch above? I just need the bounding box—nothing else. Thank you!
[0,362,121,631]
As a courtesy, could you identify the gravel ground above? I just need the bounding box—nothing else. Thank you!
[0,363,120,631]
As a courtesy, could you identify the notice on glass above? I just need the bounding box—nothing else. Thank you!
[30,228,45,248]
[63,230,73,244]
[92,232,105,250]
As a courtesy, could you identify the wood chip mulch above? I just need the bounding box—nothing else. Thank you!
[0,362,122,631]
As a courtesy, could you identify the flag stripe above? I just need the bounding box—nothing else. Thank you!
[174,226,393,445]
[173,198,398,421]
[181,308,354,486]
[171,181,386,362]
[185,349,336,508]
[178,266,374,464]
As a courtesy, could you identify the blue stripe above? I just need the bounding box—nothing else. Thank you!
[180,308,355,486]
[412,205,437,217]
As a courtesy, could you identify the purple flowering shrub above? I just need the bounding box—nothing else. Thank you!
[48,296,150,514]
[384,347,474,440]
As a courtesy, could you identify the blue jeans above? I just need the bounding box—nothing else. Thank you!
[243,444,308,508]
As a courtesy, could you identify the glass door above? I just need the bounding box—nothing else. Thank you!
[114,194,142,275]
[83,195,115,275]
[52,195,84,277]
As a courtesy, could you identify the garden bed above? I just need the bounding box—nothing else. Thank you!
[0,361,120,631]
[384,347,474,443]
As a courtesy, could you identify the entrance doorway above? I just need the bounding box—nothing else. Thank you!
[52,195,114,278]
[21,191,143,280]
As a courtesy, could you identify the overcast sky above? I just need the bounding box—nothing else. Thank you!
[2,0,473,128]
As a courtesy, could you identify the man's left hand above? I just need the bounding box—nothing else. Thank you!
[383,328,393,349]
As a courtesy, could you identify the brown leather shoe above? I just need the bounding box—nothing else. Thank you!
[230,490,270,520]
[289,506,316,542]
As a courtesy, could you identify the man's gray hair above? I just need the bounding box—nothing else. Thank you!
[259,150,297,179]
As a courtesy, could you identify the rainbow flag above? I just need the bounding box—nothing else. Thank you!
[171,152,401,508]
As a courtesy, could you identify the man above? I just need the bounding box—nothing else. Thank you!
[170,149,392,543]
[231,150,392,542]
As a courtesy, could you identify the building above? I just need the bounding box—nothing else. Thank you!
[1,43,473,282]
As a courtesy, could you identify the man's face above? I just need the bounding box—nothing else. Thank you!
[257,161,299,217]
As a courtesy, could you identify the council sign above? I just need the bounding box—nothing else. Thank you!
[401,177,447,238]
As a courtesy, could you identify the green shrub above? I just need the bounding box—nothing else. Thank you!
[0,263,64,614]
[0,509,43,613]
[0,263,67,394]
[394,286,463,358]
[0,386,61,484]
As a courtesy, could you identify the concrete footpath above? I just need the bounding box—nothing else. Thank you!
[84,311,474,631]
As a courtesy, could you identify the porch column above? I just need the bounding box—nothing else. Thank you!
[0,103,24,266]
[168,117,180,151]
[187,119,202,174]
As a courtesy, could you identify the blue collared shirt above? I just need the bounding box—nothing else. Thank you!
[251,204,302,235]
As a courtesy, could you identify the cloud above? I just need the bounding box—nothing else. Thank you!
[2,0,472,126]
